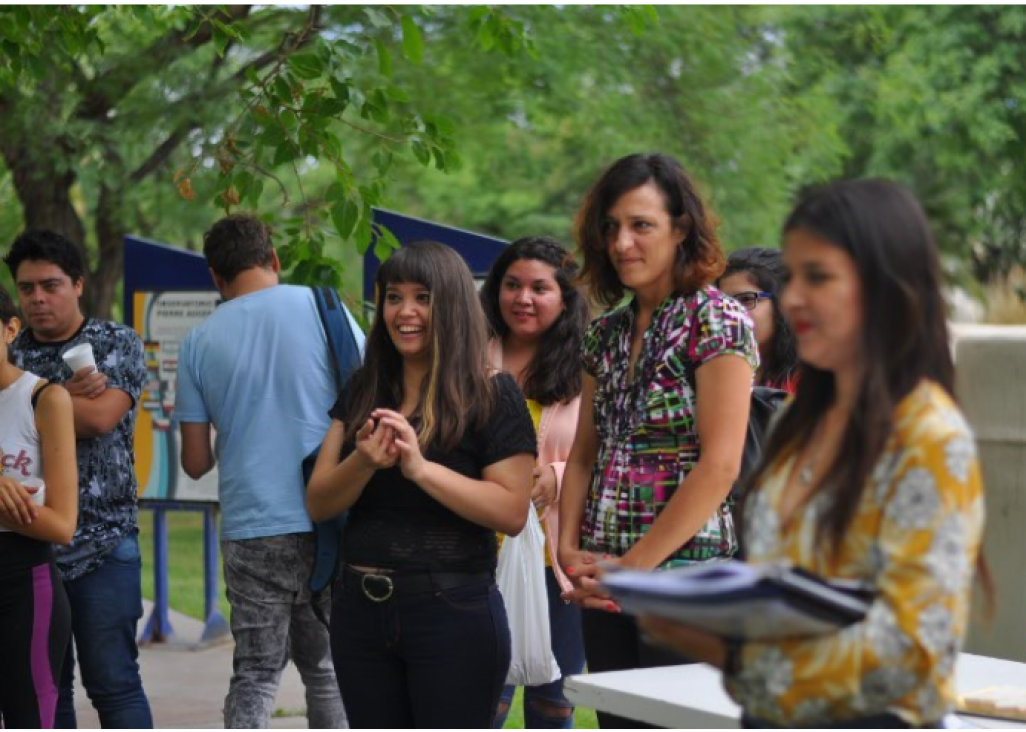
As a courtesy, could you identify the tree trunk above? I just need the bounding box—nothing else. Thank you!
[92,183,125,320]
[0,127,112,318]
[7,167,86,252]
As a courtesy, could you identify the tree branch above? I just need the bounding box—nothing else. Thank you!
[130,128,194,183]
[74,5,255,123]
[128,14,293,185]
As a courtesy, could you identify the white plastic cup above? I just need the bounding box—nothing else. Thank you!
[21,477,46,507]
[62,343,96,374]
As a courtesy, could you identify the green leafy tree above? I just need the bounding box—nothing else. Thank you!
[776,5,1026,282]
[377,6,844,251]
[0,6,527,316]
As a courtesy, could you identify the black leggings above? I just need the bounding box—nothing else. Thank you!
[0,536,72,729]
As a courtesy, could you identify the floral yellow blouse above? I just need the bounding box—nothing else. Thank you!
[723,380,985,726]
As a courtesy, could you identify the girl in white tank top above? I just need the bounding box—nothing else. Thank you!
[0,285,78,728]
[0,371,47,526]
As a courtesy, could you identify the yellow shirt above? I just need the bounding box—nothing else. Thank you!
[497,399,551,567]
[724,380,985,726]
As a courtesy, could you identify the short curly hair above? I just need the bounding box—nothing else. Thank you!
[575,153,725,308]
[4,230,85,282]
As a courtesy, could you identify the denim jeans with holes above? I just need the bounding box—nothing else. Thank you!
[221,533,346,729]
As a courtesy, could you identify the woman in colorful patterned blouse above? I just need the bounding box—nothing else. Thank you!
[558,153,759,728]
[641,179,986,727]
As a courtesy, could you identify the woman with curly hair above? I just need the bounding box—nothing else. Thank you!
[480,236,591,729]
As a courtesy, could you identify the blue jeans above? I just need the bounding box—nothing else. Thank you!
[494,568,585,729]
[332,573,511,728]
[55,534,153,729]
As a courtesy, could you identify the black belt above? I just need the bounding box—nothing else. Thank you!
[342,565,493,602]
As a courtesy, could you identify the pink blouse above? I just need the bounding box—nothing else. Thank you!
[488,339,581,592]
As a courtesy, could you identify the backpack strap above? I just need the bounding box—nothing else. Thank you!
[312,286,361,394]
[31,381,54,411]
[307,286,363,619]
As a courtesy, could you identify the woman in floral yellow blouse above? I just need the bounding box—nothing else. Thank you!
[641,179,985,728]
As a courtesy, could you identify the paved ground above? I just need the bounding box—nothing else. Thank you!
[72,602,310,729]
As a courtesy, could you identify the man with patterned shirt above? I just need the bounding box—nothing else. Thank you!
[3,230,152,728]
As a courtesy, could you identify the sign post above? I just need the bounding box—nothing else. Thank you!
[125,236,227,645]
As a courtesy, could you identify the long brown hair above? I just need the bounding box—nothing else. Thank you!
[342,241,495,452]
[746,180,954,554]
[575,153,725,309]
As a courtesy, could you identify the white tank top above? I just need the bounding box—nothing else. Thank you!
[0,371,46,533]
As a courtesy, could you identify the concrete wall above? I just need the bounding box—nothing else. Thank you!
[953,324,1026,661]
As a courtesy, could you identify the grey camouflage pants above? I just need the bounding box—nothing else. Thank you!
[222,533,347,729]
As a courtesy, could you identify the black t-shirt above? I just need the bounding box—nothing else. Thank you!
[329,372,537,573]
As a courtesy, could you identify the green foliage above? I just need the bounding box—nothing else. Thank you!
[775,5,1026,281]
[0,3,1023,313]
[174,5,537,289]
[0,7,104,84]
[379,6,841,251]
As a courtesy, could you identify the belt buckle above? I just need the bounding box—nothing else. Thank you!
[361,573,394,602]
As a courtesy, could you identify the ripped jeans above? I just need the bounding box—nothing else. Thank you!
[221,534,346,729]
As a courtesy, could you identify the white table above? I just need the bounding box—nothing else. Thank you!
[564,653,1026,728]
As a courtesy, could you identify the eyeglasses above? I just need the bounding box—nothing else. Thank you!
[729,291,773,311]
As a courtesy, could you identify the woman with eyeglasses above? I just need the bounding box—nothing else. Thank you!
[641,180,986,728]
[558,153,759,728]
[718,248,799,393]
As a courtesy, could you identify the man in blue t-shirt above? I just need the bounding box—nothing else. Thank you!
[4,230,152,728]
[175,214,360,728]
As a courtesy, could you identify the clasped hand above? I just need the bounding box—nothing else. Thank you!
[353,417,399,470]
[355,409,428,482]
[0,475,39,525]
[558,547,621,613]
